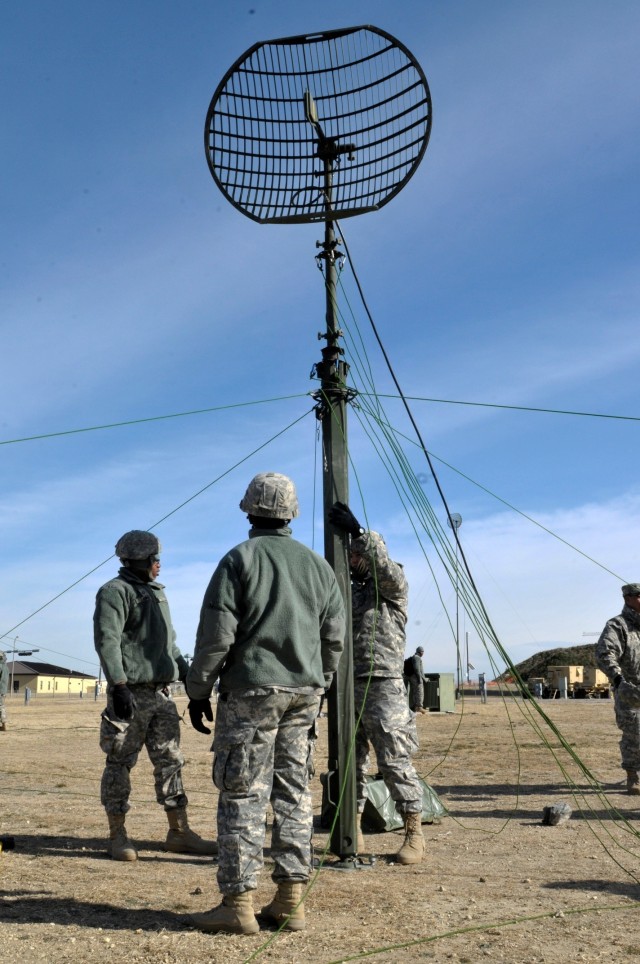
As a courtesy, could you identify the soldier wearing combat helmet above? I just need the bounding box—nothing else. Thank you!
[93,529,216,860]
[596,583,640,795]
[186,472,345,935]
[329,501,426,865]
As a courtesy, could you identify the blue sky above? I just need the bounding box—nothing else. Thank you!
[1,1,639,680]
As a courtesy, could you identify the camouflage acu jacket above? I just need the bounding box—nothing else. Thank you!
[595,605,640,686]
[351,531,408,680]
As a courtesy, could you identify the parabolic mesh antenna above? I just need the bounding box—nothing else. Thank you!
[204,25,432,224]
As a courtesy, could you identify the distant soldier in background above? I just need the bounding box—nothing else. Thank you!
[329,502,425,865]
[405,646,426,714]
[596,583,640,795]
[0,650,8,731]
[94,529,216,860]
[186,473,345,935]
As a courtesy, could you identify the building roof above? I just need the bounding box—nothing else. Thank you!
[7,660,98,680]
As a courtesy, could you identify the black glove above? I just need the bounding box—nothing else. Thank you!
[112,684,135,720]
[329,501,364,539]
[613,674,623,690]
[188,698,214,734]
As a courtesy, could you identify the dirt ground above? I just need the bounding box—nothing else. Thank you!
[1,693,639,964]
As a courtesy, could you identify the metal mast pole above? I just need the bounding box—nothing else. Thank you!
[204,29,432,867]
[313,133,358,862]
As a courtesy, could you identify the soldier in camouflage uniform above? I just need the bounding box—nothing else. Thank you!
[596,583,640,795]
[94,530,216,860]
[406,646,426,714]
[0,651,9,731]
[329,502,425,865]
[186,473,345,936]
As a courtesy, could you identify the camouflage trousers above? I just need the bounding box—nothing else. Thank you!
[354,677,422,815]
[99,684,187,814]
[408,675,424,712]
[614,694,640,771]
[0,694,6,724]
[213,689,320,895]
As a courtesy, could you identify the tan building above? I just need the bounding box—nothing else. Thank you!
[7,660,98,698]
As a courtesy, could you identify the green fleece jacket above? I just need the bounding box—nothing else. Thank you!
[93,568,188,686]
[187,527,346,698]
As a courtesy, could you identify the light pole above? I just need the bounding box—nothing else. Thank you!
[465,631,471,684]
[9,640,40,697]
[447,513,462,698]
[9,637,19,697]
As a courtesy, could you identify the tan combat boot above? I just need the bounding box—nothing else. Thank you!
[191,892,259,935]
[260,881,306,931]
[107,813,137,861]
[626,770,640,796]
[164,807,217,855]
[396,811,424,865]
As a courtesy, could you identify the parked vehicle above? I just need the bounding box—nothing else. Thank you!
[526,665,611,699]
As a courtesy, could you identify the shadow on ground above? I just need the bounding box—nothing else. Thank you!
[7,833,216,864]
[0,891,192,931]
[542,878,640,900]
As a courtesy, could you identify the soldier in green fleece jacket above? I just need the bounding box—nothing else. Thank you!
[94,529,216,862]
[186,472,345,936]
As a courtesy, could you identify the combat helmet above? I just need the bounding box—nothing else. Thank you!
[622,583,640,597]
[240,472,299,519]
[115,530,162,560]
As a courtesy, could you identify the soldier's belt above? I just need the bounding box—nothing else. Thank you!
[128,682,172,691]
